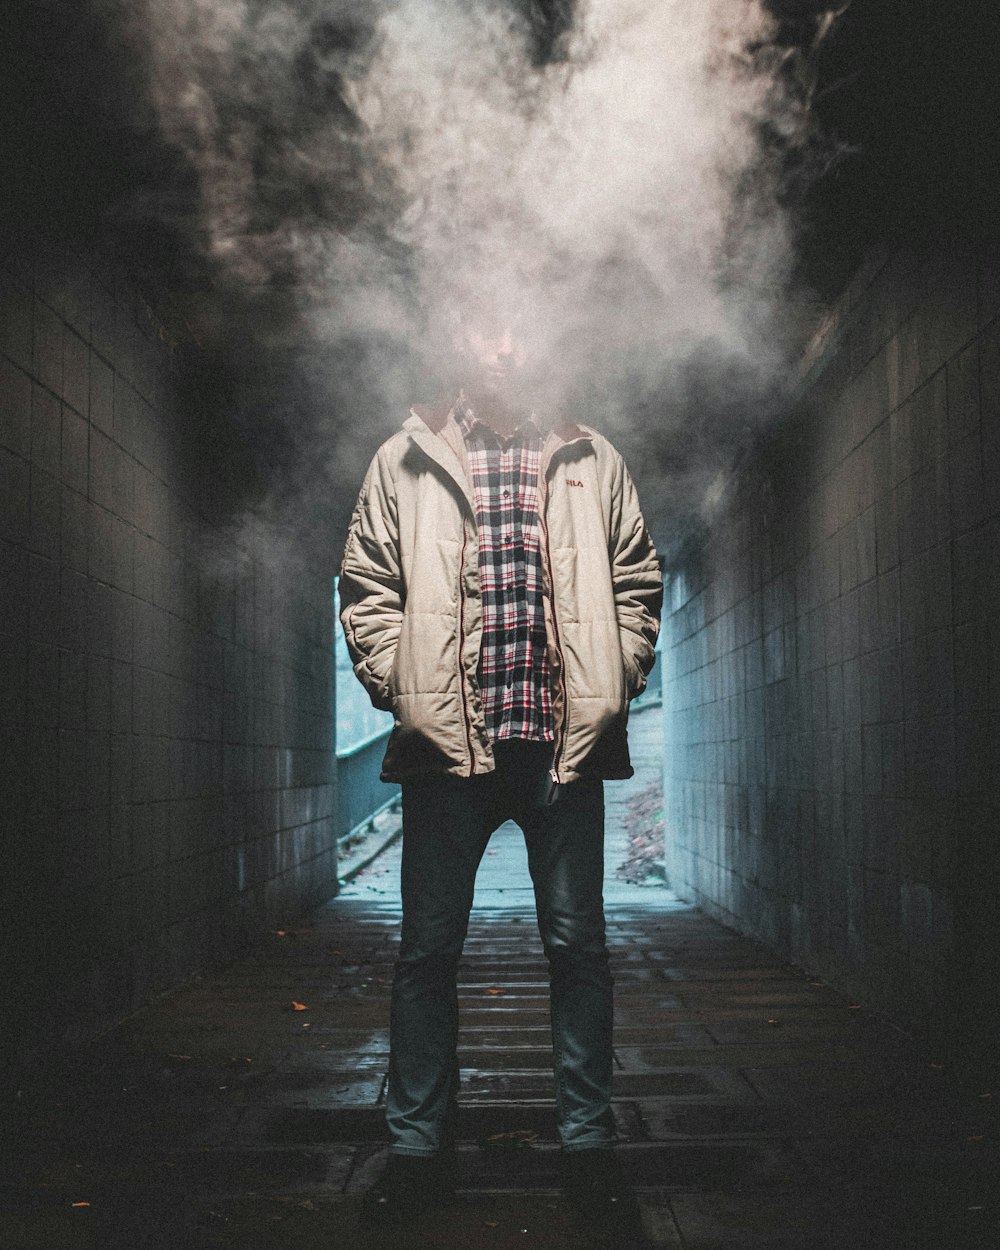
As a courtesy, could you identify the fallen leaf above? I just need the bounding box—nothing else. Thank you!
[299,1199,317,1210]
[847,1004,862,1011]
[289,1001,309,1012]
[71,1202,91,1208]
[167,1054,192,1060]
[484,1220,500,1227]
[302,1022,312,1029]
[966,1135,984,1142]
[485,988,506,996]
[275,930,287,937]
[766,1019,780,1026]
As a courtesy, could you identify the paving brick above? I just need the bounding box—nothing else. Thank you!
[87,501,115,586]
[57,647,87,733]
[89,350,114,436]
[0,271,34,371]
[669,1189,877,1249]
[61,328,89,416]
[27,464,60,560]
[947,339,981,442]
[59,401,88,495]
[110,511,134,593]
[32,298,62,394]
[0,630,28,729]
[0,445,29,544]
[0,354,31,457]
[28,552,60,648]
[30,381,61,475]
[57,726,88,811]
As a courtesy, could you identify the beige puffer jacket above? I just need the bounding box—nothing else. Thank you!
[339,407,662,784]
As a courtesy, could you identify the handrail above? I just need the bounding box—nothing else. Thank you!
[334,655,661,849]
[336,725,400,843]
[336,724,394,761]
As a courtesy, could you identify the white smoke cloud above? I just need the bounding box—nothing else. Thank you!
[112,0,828,541]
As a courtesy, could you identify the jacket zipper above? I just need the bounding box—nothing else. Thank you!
[458,524,477,775]
[541,473,568,786]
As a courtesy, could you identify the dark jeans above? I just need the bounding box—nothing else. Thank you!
[386,741,614,1157]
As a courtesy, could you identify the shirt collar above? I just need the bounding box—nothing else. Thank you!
[456,400,540,444]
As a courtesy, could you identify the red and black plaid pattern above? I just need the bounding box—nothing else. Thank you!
[458,406,554,743]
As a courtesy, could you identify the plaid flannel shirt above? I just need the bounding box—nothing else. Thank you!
[458,405,555,744]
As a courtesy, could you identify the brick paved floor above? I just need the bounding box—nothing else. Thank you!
[4,722,999,1248]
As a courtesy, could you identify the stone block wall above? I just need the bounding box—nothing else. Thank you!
[0,227,337,1064]
[662,234,1000,1059]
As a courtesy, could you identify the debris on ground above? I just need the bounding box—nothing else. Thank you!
[615,783,665,883]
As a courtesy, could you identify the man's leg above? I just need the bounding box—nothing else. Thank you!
[512,754,645,1236]
[514,756,615,1152]
[385,774,496,1157]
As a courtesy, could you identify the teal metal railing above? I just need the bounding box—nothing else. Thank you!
[336,726,400,841]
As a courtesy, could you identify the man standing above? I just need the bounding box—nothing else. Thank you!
[338,318,662,1232]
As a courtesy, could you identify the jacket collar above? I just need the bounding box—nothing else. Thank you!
[405,401,593,484]
[403,405,476,513]
[537,416,594,481]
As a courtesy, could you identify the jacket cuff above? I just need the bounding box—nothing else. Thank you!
[356,652,396,712]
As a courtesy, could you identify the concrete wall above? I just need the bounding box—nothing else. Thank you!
[662,234,1000,1060]
[0,226,337,1064]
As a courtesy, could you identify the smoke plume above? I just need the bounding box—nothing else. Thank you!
[103,0,839,551]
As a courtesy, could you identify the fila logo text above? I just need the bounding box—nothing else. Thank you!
[565,479,583,488]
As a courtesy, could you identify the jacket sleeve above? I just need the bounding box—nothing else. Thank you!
[608,452,663,700]
[338,449,403,713]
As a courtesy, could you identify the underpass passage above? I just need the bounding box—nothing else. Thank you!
[4,769,999,1250]
[3,4,1000,1246]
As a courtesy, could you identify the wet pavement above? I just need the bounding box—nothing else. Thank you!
[3,714,999,1248]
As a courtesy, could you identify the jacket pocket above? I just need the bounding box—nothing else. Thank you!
[621,649,645,701]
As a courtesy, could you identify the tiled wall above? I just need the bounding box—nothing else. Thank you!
[662,236,1000,1056]
[0,227,337,1062]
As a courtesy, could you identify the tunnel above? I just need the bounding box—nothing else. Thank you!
[1,1,999,1247]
